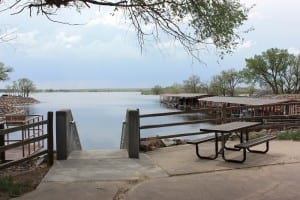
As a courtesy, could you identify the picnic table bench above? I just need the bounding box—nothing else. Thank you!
[187,121,277,163]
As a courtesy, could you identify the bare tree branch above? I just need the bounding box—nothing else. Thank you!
[0,28,17,43]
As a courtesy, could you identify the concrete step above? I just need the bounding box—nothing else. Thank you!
[41,150,168,183]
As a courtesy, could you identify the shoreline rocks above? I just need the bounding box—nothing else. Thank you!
[0,95,39,117]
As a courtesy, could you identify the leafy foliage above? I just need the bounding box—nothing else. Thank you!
[0,62,13,81]
[5,78,36,97]
[243,48,300,94]
[209,68,243,96]
[183,75,203,93]
[0,0,250,60]
[151,85,163,95]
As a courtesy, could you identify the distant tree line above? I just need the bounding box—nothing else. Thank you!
[0,62,36,97]
[150,48,300,96]
[5,78,36,97]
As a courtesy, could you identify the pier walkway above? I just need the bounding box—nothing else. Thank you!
[16,141,300,200]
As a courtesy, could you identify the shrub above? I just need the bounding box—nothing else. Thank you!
[277,130,300,141]
[0,175,30,197]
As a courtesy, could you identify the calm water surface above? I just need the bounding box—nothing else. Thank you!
[26,92,209,150]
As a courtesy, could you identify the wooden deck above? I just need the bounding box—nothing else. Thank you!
[4,144,43,161]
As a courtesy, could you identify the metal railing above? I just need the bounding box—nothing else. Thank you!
[0,112,54,170]
[121,103,300,158]
[139,109,217,141]
[120,121,127,149]
[69,120,82,150]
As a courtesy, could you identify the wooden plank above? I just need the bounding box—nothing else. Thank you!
[0,120,48,136]
[0,150,48,170]
[0,134,48,152]
[4,144,44,161]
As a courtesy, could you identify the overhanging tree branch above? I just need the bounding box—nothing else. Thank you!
[1,0,251,60]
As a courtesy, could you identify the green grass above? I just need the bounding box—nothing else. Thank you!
[277,130,300,141]
[0,176,31,197]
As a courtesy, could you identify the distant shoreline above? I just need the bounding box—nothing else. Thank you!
[35,88,150,93]
[0,88,153,94]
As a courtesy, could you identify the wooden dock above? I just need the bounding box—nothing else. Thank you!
[5,144,43,161]
[1,114,46,165]
[160,93,213,110]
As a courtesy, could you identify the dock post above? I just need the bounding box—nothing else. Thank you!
[56,110,82,160]
[56,110,69,160]
[0,122,5,162]
[47,112,54,166]
[126,109,140,158]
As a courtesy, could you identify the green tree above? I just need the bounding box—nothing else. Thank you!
[164,83,184,94]
[151,85,163,95]
[5,85,12,95]
[0,62,13,81]
[17,78,36,97]
[222,69,243,96]
[183,75,202,93]
[209,75,227,96]
[248,84,256,96]
[12,81,19,96]
[209,69,243,96]
[244,48,291,94]
[2,0,250,60]
[282,54,300,93]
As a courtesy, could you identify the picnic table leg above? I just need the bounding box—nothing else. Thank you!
[196,133,219,160]
[247,142,270,154]
[195,132,219,160]
[224,132,241,151]
[221,132,246,163]
[245,129,270,154]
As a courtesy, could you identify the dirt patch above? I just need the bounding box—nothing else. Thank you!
[0,161,50,200]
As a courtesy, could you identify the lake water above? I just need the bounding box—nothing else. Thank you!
[26,92,209,150]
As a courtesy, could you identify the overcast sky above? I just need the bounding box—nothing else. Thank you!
[0,0,300,89]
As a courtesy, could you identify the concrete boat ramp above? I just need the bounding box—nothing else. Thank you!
[16,141,300,200]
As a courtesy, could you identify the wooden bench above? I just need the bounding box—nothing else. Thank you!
[187,133,231,160]
[234,135,277,154]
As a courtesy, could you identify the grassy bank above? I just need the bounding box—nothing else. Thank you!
[277,129,300,141]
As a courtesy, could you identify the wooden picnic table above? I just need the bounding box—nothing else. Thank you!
[188,121,276,163]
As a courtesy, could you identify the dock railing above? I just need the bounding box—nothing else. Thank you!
[0,112,54,170]
[5,114,46,158]
[122,103,300,158]
[121,109,140,158]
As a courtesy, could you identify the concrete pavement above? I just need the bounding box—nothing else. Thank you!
[16,141,300,200]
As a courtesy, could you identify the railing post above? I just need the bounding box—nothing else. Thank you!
[126,109,140,158]
[56,110,68,160]
[47,112,54,166]
[56,109,81,160]
[0,122,5,162]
